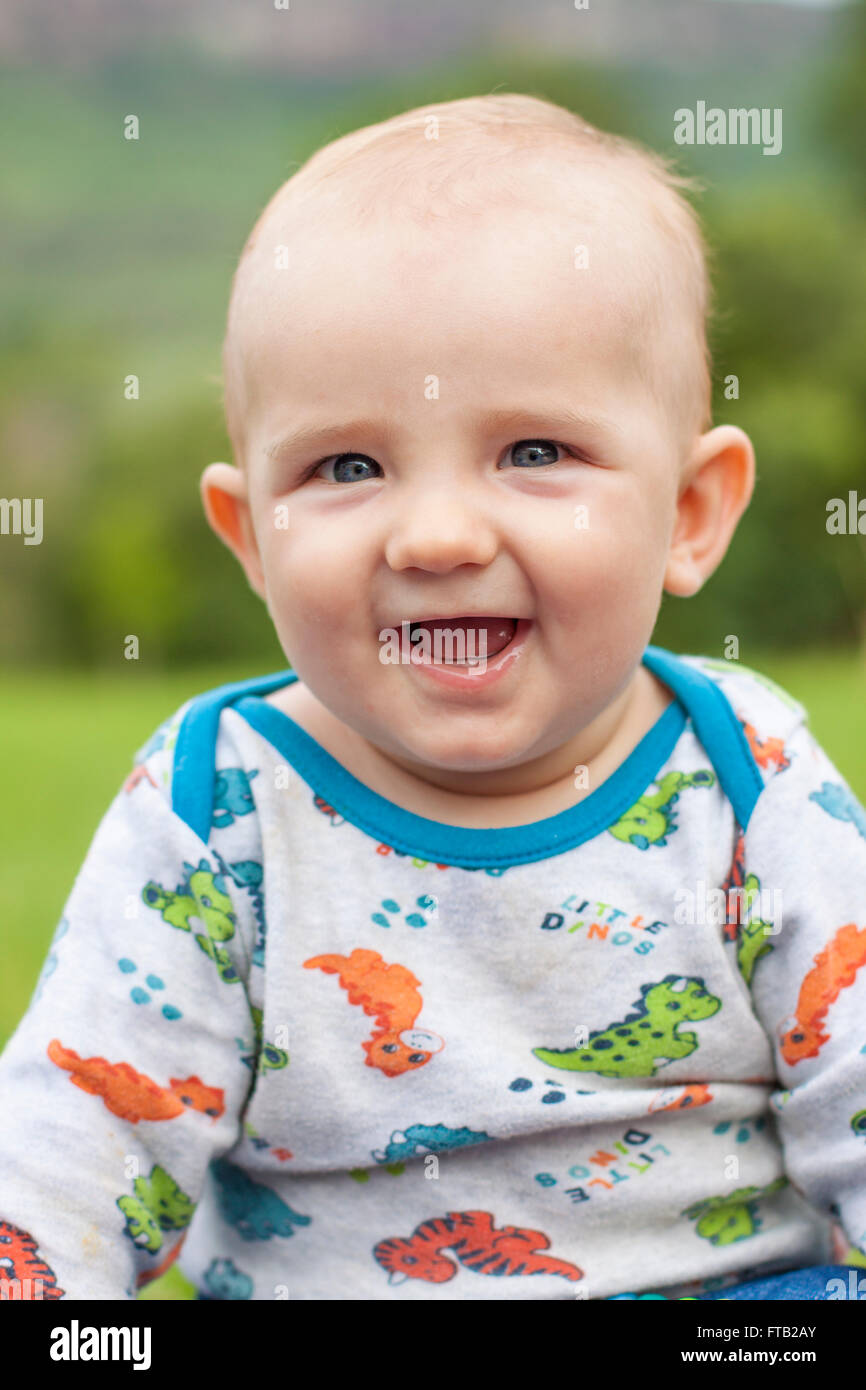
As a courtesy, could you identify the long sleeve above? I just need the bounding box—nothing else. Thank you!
[740,716,866,1260]
[0,755,260,1300]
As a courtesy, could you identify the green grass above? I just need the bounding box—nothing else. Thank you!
[1,648,864,1298]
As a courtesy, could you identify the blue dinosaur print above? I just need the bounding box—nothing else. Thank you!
[200,1256,253,1300]
[211,1158,310,1241]
[213,768,259,829]
[809,781,866,842]
[32,917,70,1002]
[372,1122,493,1165]
[139,722,170,761]
[215,852,267,967]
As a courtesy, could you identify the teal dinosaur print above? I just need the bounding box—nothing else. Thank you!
[608,770,715,850]
[211,1158,310,1241]
[142,858,240,984]
[682,1176,788,1246]
[810,781,866,842]
[240,1004,289,1075]
[532,974,721,1077]
[372,1122,493,1165]
[139,722,170,761]
[200,1257,253,1300]
[213,767,259,829]
[215,854,267,968]
[117,1163,194,1253]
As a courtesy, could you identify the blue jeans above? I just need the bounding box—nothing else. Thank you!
[696,1264,865,1300]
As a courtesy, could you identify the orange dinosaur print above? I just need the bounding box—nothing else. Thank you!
[374,1210,583,1285]
[123,764,157,794]
[313,795,345,826]
[721,828,746,940]
[647,1083,713,1114]
[135,1232,189,1289]
[777,923,866,1064]
[303,948,444,1078]
[740,721,790,775]
[0,1221,65,1299]
[47,1039,224,1123]
[375,842,450,869]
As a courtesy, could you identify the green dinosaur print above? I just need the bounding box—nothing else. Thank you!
[117,1163,194,1253]
[682,1177,788,1246]
[241,1004,289,1075]
[142,858,241,983]
[143,860,236,939]
[194,935,242,985]
[608,770,715,850]
[532,974,721,1077]
[734,872,775,985]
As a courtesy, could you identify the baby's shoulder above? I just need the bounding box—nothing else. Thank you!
[129,694,197,802]
[128,676,268,832]
[676,653,807,739]
[669,653,813,804]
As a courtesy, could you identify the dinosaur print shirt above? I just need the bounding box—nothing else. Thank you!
[1,645,865,1301]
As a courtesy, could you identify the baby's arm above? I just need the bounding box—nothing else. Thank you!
[742,717,866,1261]
[0,739,259,1299]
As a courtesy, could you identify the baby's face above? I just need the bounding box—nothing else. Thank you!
[223,177,690,777]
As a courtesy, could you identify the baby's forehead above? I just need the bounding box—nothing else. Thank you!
[263,128,661,230]
[233,152,666,350]
[225,138,705,456]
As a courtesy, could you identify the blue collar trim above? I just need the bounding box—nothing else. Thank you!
[170,646,763,866]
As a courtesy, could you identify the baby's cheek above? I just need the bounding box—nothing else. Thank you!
[264,538,341,626]
[547,511,659,623]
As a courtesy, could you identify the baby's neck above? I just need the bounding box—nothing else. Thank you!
[266,664,673,830]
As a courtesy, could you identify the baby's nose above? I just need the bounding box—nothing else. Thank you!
[385,491,498,573]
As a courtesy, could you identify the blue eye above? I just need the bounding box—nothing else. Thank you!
[504,439,562,468]
[317,453,382,483]
[312,438,576,481]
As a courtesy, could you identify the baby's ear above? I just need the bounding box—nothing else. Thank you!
[663,425,755,597]
[200,462,267,599]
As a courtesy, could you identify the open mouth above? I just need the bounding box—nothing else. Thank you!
[406,616,517,665]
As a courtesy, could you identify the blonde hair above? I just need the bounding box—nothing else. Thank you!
[223,93,712,461]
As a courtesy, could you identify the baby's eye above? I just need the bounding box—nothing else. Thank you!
[501,439,564,469]
[315,452,383,484]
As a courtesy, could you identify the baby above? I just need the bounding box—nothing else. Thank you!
[2,94,865,1303]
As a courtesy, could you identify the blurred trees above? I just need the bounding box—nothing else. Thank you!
[1,22,864,669]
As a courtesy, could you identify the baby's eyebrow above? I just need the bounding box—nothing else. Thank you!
[473,406,621,440]
[264,406,620,463]
[265,417,389,462]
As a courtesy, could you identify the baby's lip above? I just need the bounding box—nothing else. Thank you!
[382,612,528,627]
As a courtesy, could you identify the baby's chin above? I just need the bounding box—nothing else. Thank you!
[360,709,563,780]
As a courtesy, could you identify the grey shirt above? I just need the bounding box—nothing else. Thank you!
[1,647,864,1300]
